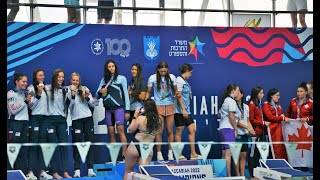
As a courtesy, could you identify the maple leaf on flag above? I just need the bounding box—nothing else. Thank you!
[288,124,313,157]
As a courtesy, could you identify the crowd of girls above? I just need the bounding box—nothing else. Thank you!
[7,59,313,179]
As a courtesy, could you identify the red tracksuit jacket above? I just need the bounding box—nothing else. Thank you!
[249,101,265,136]
[286,97,313,125]
[262,101,288,160]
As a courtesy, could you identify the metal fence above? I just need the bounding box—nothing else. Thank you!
[7,0,313,27]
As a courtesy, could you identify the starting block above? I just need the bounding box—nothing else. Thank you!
[254,159,313,180]
[139,165,187,179]
[135,164,245,180]
[7,170,27,180]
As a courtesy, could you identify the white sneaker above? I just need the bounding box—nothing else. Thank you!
[88,169,96,177]
[26,172,38,180]
[157,151,164,161]
[168,150,174,160]
[73,169,81,178]
[40,171,53,180]
[179,155,187,160]
[190,154,203,160]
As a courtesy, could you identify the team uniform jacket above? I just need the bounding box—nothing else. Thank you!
[27,85,50,116]
[7,90,29,121]
[262,101,288,160]
[67,85,97,120]
[96,75,130,111]
[46,85,70,117]
[285,97,313,125]
[248,101,265,135]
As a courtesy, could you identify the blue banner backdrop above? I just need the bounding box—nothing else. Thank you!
[7,22,313,166]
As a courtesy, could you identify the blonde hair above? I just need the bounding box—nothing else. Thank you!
[70,72,84,100]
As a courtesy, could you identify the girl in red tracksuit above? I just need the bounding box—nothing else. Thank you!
[262,88,290,160]
[286,82,313,125]
[248,86,271,179]
[285,82,313,172]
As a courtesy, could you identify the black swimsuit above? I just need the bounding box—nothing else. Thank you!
[132,136,142,157]
[132,130,156,157]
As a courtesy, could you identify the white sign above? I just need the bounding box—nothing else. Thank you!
[169,165,213,179]
[232,13,271,27]
[93,99,108,134]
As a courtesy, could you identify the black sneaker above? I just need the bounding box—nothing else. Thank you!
[119,155,125,162]
[116,154,125,162]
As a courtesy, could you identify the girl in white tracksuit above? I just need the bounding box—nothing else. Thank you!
[7,73,31,175]
[46,69,72,179]
[67,72,97,178]
[26,69,53,179]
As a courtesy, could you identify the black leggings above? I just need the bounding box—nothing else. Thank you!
[248,134,272,177]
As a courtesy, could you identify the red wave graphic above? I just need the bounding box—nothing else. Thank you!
[211,27,305,66]
[226,51,283,67]
[217,37,284,59]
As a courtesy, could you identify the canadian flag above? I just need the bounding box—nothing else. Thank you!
[281,121,313,168]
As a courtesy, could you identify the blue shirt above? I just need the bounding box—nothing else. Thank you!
[129,78,147,111]
[174,76,192,114]
[147,74,177,106]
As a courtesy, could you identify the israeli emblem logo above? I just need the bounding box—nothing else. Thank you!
[144,36,160,62]
[91,38,104,55]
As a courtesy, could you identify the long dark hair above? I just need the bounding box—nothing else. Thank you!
[104,59,118,83]
[237,88,244,109]
[266,88,279,102]
[178,63,193,75]
[220,83,239,108]
[249,86,263,107]
[51,69,65,101]
[32,69,47,96]
[130,63,143,101]
[144,99,162,133]
[156,61,174,92]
